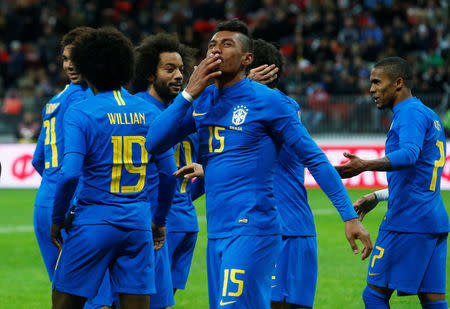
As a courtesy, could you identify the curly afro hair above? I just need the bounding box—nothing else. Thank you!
[61,26,95,48]
[129,32,197,94]
[70,27,134,91]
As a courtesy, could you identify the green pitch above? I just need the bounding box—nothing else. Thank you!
[0,188,449,308]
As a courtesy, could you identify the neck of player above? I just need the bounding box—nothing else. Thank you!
[215,70,246,89]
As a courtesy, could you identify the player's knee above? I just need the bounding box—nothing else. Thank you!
[362,285,390,309]
[420,300,447,309]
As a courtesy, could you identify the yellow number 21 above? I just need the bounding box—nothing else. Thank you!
[430,139,445,191]
[43,117,58,168]
[110,136,147,193]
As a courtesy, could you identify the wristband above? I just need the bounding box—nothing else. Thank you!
[374,188,389,201]
[181,90,194,102]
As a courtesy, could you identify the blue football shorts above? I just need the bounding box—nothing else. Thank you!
[83,269,114,308]
[53,224,155,298]
[166,231,198,290]
[271,236,317,308]
[207,234,282,309]
[150,241,174,308]
[33,205,62,281]
[367,230,447,295]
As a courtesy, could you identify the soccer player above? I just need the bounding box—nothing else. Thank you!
[336,57,449,309]
[129,32,198,308]
[32,26,94,282]
[32,27,115,309]
[146,20,372,309]
[50,27,177,309]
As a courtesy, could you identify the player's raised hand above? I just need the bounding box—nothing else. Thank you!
[353,193,379,222]
[335,152,367,178]
[174,163,204,179]
[344,218,373,260]
[185,54,222,99]
[50,224,64,251]
[152,222,166,251]
[248,64,279,85]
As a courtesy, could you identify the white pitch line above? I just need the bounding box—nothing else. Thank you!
[0,208,387,234]
[0,225,34,234]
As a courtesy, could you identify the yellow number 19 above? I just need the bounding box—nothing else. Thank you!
[110,136,147,193]
[430,139,445,191]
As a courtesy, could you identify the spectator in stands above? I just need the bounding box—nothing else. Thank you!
[15,111,40,143]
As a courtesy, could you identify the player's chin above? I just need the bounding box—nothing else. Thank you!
[70,76,83,84]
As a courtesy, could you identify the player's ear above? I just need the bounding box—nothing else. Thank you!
[242,52,253,67]
[394,77,403,91]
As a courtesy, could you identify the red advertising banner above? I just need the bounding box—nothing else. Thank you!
[1,143,450,190]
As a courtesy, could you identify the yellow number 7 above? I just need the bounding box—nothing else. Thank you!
[174,141,193,193]
[430,139,445,191]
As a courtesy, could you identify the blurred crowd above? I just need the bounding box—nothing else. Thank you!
[0,0,449,141]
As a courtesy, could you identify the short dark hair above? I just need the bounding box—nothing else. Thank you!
[61,26,95,48]
[374,57,413,89]
[129,33,197,94]
[247,39,282,88]
[70,27,134,91]
[214,19,253,53]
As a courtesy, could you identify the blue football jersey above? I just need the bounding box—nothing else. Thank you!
[63,89,171,230]
[382,97,449,233]
[135,91,199,233]
[33,83,92,206]
[147,78,356,238]
[273,91,314,236]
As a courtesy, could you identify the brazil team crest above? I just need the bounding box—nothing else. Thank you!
[232,105,248,126]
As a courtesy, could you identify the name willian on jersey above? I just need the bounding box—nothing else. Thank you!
[107,112,146,125]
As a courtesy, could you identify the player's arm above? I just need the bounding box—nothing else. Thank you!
[146,54,222,155]
[51,152,83,251]
[51,110,86,251]
[247,64,279,85]
[267,97,373,259]
[32,108,47,175]
[151,151,178,250]
[294,129,373,260]
[335,109,426,178]
[353,189,388,221]
[32,123,46,176]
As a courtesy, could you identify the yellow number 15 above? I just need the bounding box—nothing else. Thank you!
[110,136,147,193]
[430,139,445,191]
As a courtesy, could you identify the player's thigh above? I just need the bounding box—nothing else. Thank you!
[367,231,442,295]
[84,269,115,308]
[219,235,282,309]
[272,236,317,307]
[53,224,120,299]
[150,242,174,309]
[419,233,448,295]
[34,205,60,280]
[110,228,155,296]
[167,232,198,289]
